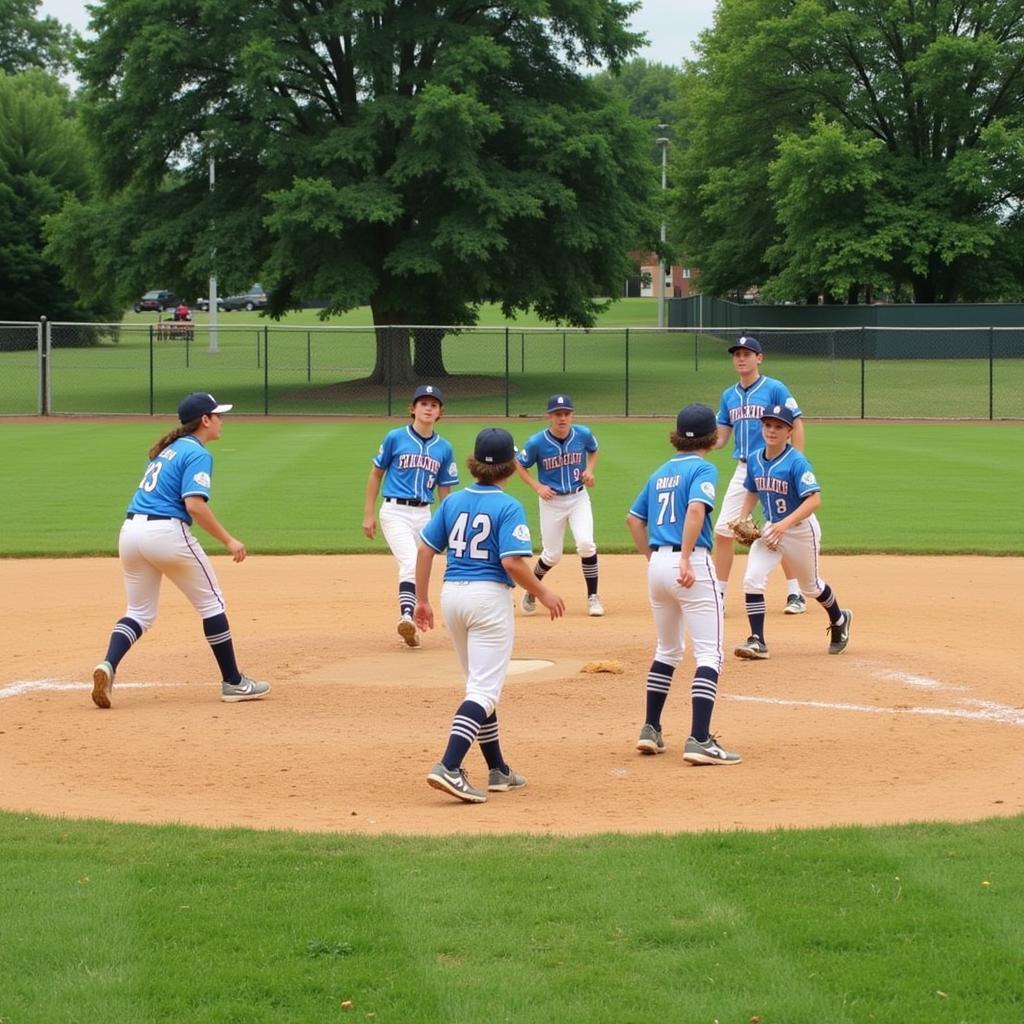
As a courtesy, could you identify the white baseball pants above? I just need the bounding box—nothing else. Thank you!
[742,516,824,596]
[646,547,723,671]
[538,490,596,565]
[379,501,431,583]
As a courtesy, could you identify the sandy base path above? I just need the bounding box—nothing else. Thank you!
[1,555,1020,835]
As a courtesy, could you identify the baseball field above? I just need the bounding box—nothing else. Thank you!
[2,414,1022,1021]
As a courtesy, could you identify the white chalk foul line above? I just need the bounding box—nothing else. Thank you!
[724,693,1024,727]
[0,680,186,700]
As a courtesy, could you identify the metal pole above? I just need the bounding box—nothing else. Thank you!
[208,152,219,353]
[386,327,393,417]
[860,326,866,419]
[504,327,510,417]
[657,129,670,330]
[562,331,566,373]
[37,317,46,416]
[624,328,630,417]
[263,325,269,414]
[989,326,994,420]
[307,331,312,382]
[149,324,154,415]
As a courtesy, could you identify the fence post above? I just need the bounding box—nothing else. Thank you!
[149,324,155,415]
[562,331,566,373]
[307,331,311,382]
[37,317,47,416]
[860,326,866,419]
[624,328,630,417]
[386,327,393,417]
[989,326,994,420]
[520,332,525,374]
[256,330,261,368]
[504,327,510,417]
[185,329,190,369]
[263,325,269,414]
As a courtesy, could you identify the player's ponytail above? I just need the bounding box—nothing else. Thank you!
[148,418,203,459]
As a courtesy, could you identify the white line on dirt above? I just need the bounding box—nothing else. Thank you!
[0,680,185,700]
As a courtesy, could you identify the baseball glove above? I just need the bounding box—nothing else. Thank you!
[727,516,762,546]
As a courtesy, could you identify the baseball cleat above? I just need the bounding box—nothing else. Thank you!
[636,723,665,755]
[784,593,807,615]
[683,734,742,765]
[734,636,770,660]
[828,609,853,654]
[397,615,420,648]
[520,591,537,616]
[587,595,605,617]
[91,660,114,709]
[487,766,528,792]
[427,762,487,803]
[221,674,271,702]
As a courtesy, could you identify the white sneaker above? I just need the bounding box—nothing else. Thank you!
[521,591,537,616]
[397,615,420,648]
[588,595,605,617]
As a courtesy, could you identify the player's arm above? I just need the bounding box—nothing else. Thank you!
[713,424,732,450]
[184,495,246,563]
[514,460,555,500]
[677,501,708,588]
[581,448,598,487]
[738,490,759,520]
[791,415,806,452]
[436,486,451,502]
[413,542,438,631]
[762,491,820,547]
[625,513,650,559]
[362,466,385,539]
[502,556,565,619]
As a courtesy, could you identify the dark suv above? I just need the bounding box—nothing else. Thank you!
[134,289,179,313]
[221,284,270,311]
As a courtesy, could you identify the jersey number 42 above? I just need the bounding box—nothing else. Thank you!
[448,512,492,560]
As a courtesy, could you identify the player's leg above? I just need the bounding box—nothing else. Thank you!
[712,463,749,600]
[793,519,852,653]
[636,550,684,754]
[781,554,806,614]
[735,540,780,659]
[680,552,740,764]
[157,522,270,700]
[93,519,159,708]
[567,493,602,615]
[521,498,565,614]
[379,503,425,646]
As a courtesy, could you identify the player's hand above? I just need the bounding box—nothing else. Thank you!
[676,561,695,588]
[537,588,566,619]
[362,515,377,540]
[762,523,786,549]
[581,470,595,487]
[226,537,247,563]
[414,601,434,631]
[537,485,556,501]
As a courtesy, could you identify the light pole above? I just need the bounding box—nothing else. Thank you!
[656,126,670,329]
[208,149,219,353]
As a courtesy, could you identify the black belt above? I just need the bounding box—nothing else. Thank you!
[651,544,682,552]
[384,497,428,507]
[126,513,174,521]
[554,487,584,495]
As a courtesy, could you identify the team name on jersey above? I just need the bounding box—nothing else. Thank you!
[729,405,768,423]
[656,474,681,489]
[541,451,584,471]
[754,476,789,495]
[396,453,441,473]
[160,449,178,461]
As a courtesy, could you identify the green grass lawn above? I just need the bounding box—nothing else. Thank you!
[1,419,1021,555]
[2,812,1020,1023]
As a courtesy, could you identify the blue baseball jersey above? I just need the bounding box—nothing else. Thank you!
[516,426,598,494]
[373,425,459,502]
[629,455,718,550]
[127,435,213,524]
[717,376,802,461]
[420,485,533,586]
[743,445,820,522]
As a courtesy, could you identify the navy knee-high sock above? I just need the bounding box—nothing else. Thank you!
[203,612,241,683]
[645,660,675,731]
[816,584,844,625]
[690,666,719,742]
[477,713,508,773]
[103,616,143,670]
[581,554,599,597]
[744,592,766,642]
[398,581,416,618]
[533,557,553,581]
[441,700,489,771]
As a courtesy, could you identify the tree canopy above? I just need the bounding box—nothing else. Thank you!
[671,0,1024,303]
[0,0,76,75]
[46,0,658,378]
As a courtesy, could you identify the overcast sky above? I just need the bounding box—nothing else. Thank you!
[38,0,717,67]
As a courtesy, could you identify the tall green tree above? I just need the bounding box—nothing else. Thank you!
[0,70,114,323]
[0,0,76,75]
[49,0,657,381]
[671,0,1024,303]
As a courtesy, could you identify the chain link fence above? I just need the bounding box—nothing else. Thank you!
[1,319,1022,419]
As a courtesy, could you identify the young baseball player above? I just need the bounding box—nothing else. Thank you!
[91,392,270,708]
[363,384,459,648]
[626,404,741,765]
[713,335,808,614]
[515,394,603,617]
[733,404,852,660]
[416,428,565,803]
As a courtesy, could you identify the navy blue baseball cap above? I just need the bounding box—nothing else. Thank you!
[676,403,717,438]
[412,384,444,403]
[729,335,763,354]
[474,427,517,464]
[178,392,232,423]
[546,394,574,412]
[761,403,796,426]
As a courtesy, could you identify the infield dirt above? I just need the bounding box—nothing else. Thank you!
[1,555,1020,834]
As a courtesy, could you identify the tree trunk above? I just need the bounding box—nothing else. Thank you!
[366,304,415,384]
[411,327,449,377]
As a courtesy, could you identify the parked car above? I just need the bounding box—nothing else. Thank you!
[194,296,225,312]
[221,284,270,311]
[133,289,179,313]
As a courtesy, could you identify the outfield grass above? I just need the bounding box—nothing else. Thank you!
[1,420,1021,556]
[2,811,1021,1023]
